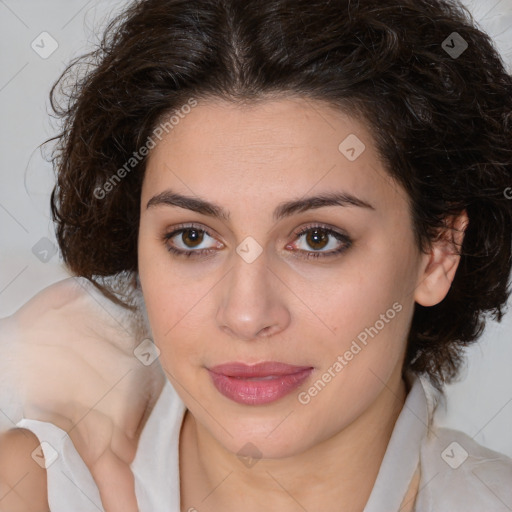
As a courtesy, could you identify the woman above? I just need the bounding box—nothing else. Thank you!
[1,0,511,510]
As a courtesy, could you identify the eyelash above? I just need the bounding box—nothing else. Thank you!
[162,222,352,260]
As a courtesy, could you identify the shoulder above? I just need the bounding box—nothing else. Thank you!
[0,428,49,511]
[419,425,512,511]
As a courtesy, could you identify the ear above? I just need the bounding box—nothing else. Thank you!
[414,210,468,307]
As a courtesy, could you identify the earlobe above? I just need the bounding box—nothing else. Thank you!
[414,211,468,307]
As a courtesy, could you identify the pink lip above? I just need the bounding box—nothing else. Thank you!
[208,362,314,405]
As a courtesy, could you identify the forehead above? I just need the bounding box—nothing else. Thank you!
[142,97,404,213]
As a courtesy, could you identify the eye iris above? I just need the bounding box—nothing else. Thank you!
[182,229,204,248]
[306,228,329,250]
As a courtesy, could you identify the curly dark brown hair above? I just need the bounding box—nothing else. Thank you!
[48,0,512,389]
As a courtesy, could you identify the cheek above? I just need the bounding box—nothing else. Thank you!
[291,245,417,401]
[291,267,413,431]
[139,276,200,350]
[138,242,214,369]
[291,248,415,343]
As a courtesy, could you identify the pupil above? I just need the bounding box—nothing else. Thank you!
[306,229,328,250]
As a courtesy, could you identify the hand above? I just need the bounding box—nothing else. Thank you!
[0,277,165,512]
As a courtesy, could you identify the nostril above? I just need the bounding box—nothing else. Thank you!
[257,324,279,338]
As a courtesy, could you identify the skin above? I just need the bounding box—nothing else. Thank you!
[137,96,466,512]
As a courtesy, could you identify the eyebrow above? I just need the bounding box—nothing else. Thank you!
[146,189,375,222]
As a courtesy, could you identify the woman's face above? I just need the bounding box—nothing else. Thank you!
[138,96,432,458]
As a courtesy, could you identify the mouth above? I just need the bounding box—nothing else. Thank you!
[207,361,314,405]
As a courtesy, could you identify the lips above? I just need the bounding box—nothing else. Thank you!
[207,362,314,405]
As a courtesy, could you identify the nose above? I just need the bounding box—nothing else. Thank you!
[216,251,291,341]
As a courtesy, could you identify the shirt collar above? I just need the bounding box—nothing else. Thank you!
[363,371,440,512]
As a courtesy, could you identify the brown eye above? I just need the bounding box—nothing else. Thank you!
[289,224,352,259]
[305,228,329,250]
[163,224,223,257]
[181,228,204,248]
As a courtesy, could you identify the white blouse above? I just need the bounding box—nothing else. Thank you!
[17,368,512,511]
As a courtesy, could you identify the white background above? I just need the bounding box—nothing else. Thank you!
[0,0,511,457]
